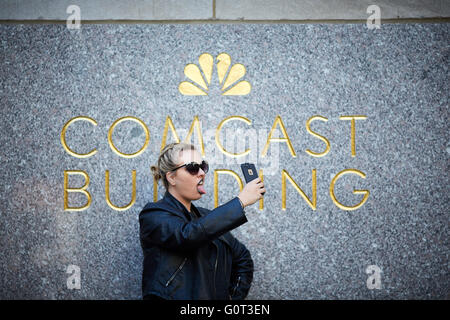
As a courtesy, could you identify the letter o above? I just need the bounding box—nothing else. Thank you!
[108,116,150,158]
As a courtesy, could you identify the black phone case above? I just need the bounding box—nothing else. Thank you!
[241,163,258,183]
[240,163,265,195]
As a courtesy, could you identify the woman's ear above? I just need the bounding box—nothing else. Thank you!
[166,171,176,186]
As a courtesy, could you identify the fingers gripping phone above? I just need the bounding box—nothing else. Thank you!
[240,163,265,195]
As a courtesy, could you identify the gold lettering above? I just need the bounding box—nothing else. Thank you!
[339,115,367,157]
[215,115,251,157]
[282,169,316,210]
[214,169,243,208]
[262,115,296,158]
[153,170,159,202]
[105,170,136,211]
[329,169,369,210]
[259,169,264,211]
[108,116,150,158]
[160,116,181,150]
[64,170,91,211]
[305,115,330,157]
[184,116,205,157]
[61,116,97,158]
[161,116,205,157]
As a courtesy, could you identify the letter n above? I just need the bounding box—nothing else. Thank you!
[281,169,316,210]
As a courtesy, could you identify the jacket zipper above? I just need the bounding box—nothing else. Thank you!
[231,276,241,297]
[212,241,219,299]
[165,257,187,287]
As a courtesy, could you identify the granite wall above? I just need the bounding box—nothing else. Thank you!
[0,23,448,299]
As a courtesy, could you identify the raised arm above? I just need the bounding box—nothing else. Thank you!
[139,197,247,251]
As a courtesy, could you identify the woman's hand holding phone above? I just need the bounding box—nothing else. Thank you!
[238,177,266,208]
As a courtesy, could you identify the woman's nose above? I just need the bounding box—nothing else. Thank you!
[198,168,206,176]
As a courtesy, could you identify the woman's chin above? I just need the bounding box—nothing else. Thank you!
[192,189,205,199]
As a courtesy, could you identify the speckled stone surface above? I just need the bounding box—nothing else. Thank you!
[0,23,448,299]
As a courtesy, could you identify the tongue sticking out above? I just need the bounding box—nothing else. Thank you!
[197,184,206,195]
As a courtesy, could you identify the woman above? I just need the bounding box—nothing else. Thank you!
[139,142,265,300]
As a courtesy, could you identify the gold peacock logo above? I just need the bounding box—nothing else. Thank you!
[178,53,251,96]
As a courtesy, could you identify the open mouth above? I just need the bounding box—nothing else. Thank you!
[197,178,206,194]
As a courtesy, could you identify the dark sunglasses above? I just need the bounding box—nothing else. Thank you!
[172,160,209,175]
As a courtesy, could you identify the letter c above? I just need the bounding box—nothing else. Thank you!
[61,116,97,158]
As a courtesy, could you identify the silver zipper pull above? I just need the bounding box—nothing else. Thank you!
[231,276,241,296]
[165,257,187,287]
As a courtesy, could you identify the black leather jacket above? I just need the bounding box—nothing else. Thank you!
[139,190,254,300]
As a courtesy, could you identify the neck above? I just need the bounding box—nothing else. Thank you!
[168,188,191,212]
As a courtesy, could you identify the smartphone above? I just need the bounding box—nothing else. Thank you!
[240,163,265,195]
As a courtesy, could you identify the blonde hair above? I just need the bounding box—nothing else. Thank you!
[151,142,197,190]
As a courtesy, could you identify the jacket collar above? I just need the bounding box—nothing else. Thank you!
[163,190,202,219]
